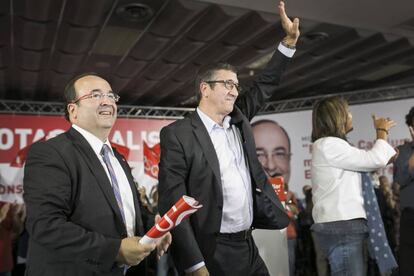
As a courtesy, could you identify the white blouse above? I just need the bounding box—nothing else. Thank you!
[311,137,396,223]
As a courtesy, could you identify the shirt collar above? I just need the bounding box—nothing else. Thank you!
[196,108,231,134]
[72,124,113,157]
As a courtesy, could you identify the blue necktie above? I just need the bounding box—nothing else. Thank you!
[361,172,398,274]
[101,144,126,225]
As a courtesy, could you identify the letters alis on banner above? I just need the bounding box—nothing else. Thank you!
[143,141,160,180]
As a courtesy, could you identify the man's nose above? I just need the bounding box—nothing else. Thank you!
[229,88,238,99]
[264,155,279,175]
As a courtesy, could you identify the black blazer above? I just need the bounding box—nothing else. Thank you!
[24,127,149,276]
[158,50,290,273]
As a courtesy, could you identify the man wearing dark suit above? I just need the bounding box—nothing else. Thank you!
[394,106,414,276]
[23,73,171,276]
[158,2,300,275]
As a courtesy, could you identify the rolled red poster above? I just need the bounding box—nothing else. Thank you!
[139,195,202,244]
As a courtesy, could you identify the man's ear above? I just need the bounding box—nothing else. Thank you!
[200,82,209,99]
[67,103,77,120]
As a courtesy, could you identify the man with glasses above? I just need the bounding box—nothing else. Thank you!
[158,2,300,275]
[23,73,171,276]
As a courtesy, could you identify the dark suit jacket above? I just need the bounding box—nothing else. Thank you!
[158,50,290,273]
[23,127,149,276]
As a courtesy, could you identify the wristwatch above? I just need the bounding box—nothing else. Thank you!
[281,40,296,50]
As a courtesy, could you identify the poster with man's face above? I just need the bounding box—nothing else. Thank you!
[252,120,291,185]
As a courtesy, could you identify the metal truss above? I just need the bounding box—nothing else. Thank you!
[260,84,414,115]
[1,84,413,118]
[117,104,194,119]
[0,100,194,119]
[0,100,66,115]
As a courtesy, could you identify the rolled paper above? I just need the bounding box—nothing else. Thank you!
[139,195,202,244]
[268,176,286,202]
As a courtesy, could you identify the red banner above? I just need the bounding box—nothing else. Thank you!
[143,142,161,179]
[0,115,173,163]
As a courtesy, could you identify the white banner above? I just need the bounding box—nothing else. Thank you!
[252,98,414,197]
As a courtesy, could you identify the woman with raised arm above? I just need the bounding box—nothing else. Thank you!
[310,96,397,275]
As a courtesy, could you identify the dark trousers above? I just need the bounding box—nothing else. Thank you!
[400,208,414,276]
[210,232,269,276]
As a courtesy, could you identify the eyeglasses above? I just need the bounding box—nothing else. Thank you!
[204,80,241,92]
[257,150,291,163]
[71,90,120,104]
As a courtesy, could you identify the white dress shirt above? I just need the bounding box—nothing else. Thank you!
[311,137,396,224]
[197,108,253,233]
[72,124,136,237]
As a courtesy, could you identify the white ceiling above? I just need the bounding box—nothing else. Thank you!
[198,0,414,41]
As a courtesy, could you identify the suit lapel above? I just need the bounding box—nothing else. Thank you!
[67,128,127,233]
[191,113,223,197]
[114,150,145,235]
[231,108,285,212]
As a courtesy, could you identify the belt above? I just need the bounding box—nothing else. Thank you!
[217,228,253,240]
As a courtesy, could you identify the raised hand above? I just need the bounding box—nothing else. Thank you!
[279,1,300,46]
[372,115,397,132]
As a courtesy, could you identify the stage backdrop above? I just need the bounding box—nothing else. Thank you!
[1,98,413,276]
[252,98,414,197]
[0,114,173,203]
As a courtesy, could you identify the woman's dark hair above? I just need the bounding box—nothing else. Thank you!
[405,106,414,128]
[311,96,349,142]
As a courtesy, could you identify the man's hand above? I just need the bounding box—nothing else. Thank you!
[279,1,300,46]
[11,203,26,239]
[116,237,156,266]
[0,202,11,223]
[186,265,210,276]
[154,214,172,259]
[12,204,26,221]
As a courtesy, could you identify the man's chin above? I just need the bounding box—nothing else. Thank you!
[99,120,115,129]
[225,105,235,114]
